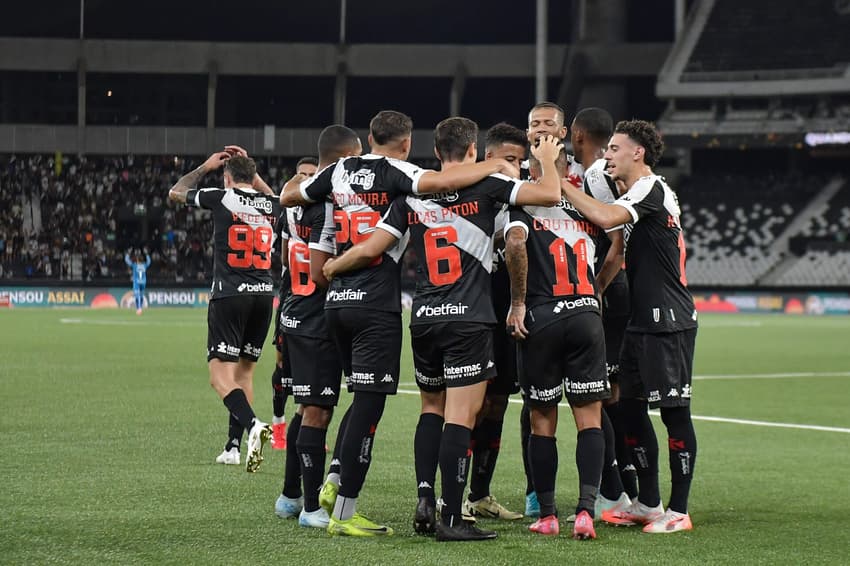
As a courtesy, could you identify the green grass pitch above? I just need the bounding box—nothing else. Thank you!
[1,309,848,565]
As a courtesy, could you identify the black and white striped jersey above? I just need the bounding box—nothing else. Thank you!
[613,175,697,333]
[278,201,336,338]
[506,198,602,329]
[274,212,292,300]
[583,158,628,272]
[186,187,278,300]
[378,174,523,326]
[298,154,425,312]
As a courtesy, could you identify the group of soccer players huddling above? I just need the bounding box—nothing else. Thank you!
[168,101,699,541]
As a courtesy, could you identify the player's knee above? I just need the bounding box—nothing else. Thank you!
[659,405,690,429]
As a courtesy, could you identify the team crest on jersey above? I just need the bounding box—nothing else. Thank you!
[340,168,376,190]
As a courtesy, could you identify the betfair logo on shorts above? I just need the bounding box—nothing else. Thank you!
[326,289,367,302]
[415,302,469,318]
[445,363,482,379]
[415,368,442,386]
[552,296,598,313]
[349,371,375,385]
[280,315,301,329]
[341,168,376,190]
[237,282,273,293]
[527,384,561,402]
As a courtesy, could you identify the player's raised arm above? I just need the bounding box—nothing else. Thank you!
[416,158,519,194]
[168,152,229,204]
[280,173,310,206]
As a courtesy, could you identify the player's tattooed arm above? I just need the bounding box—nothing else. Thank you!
[168,151,229,204]
[504,226,529,340]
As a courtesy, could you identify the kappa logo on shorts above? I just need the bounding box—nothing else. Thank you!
[667,388,679,398]
[321,387,335,396]
[486,360,495,369]
[381,374,394,383]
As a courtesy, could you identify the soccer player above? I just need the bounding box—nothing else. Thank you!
[323,120,563,541]
[274,127,362,529]
[571,108,637,516]
[559,119,698,534]
[518,101,570,517]
[461,123,528,522]
[124,248,151,315]
[504,149,610,540]
[168,150,279,473]
[280,110,520,537]
[271,157,319,452]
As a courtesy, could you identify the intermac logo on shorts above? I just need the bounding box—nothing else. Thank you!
[237,282,273,293]
[564,379,608,395]
[326,289,367,302]
[349,371,375,384]
[527,384,561,402]
[445,363,482,379]
[415,302,469,318]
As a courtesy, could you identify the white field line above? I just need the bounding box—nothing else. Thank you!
[394,389,850,434]
[59,317,200,327]
[694,371,850,380]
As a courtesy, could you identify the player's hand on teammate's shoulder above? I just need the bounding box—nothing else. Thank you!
[530,135,564,162]
[494,158,520,179]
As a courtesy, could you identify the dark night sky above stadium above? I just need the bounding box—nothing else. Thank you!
[3,0,674,43]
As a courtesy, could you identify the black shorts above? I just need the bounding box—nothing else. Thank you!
[518,311,610,407]
[619,328,697,409]
[326,308,402,394]
[286,333,343,407]
[489,324,520,395]
[275,333,293,394]
[273,296,286,353]
[411,322,497,392]
[206,295,274,362]
[602,275,630,382]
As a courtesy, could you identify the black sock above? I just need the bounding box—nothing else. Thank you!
[620,398,660,507]
[528,434,558,517]
[661,406,697,514]
[222,388,256,431]
[468,418,504,502]
[297,424,328,512]
[337,392,386,499]
[520,404,534,495]
[439,423,472,526]
[599,410,624,500]
[328,404,352,478]
[225,413,243,452]
[606,402,639,499]
[282,412,303,499]
[272,367,287,419]
[414,412,444,503]
[575,428,605,517]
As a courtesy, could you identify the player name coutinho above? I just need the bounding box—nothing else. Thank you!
[408,202,480,224]
[532,217,599,236]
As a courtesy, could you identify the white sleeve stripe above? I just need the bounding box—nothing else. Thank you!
[299,184,314,203]
[410,169,427,194]
[376,221,404,240]
[508,181,523,206]
[613,202,639,224]
[604,225,625,234]
[504,220,529,240]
